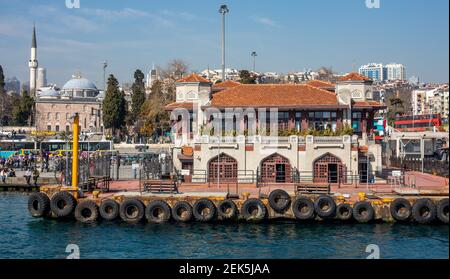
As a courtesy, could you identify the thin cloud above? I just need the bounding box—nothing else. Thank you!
[250,15,282,28]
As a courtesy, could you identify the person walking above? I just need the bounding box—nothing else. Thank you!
[32,168,40,187]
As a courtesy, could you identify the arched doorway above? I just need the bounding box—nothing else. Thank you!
[313,153,345,183]
[261,153,292,183]
[208,153,238,183]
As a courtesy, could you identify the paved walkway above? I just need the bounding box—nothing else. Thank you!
[107,171,449,200]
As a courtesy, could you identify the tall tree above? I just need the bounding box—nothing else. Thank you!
[0,65,6,125]
[131,69,146,120]
[0,65,5,94]
[11,89,34,126]
[102,74,127,137]
[239,70,256,84]
[140,80,173,138]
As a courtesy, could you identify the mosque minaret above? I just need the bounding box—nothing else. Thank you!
[28,24,38,97]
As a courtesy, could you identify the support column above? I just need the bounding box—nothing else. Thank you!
[301,110,308,131]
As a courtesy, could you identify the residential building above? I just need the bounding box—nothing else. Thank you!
[411,85,449,120]
[359,63,386,82]
[386,63,406,81]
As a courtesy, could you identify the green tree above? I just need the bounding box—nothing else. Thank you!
[140,80,172,138]
[131,69,146,119]
[102,74,127,137]
[11,89,34,126]
[0,65,5,94]
[388,97,404,126]
[239,70,256,84]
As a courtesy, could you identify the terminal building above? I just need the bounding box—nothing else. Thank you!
[166,73,386,184]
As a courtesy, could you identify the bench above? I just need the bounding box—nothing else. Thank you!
[143,179,178,194]
[295,184,330,195]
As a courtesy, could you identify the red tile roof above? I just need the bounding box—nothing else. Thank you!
[212,80,241,90]
[352,101,386,109]
[339,72,372,81]
[208,84,340,108]
[176,73,211,83]
[306,80,335,89]
[165,101,195,111]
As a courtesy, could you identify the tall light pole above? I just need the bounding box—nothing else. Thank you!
[251,51,257,72]
[219,4,229,82]
[103,61,108,91]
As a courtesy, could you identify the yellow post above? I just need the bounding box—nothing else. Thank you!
[71,113,79,190]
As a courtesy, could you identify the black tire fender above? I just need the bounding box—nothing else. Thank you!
[353,201,374,223]
[145,200,171,223]
[314,195,337,218]
[268,189,291,213]
[192,198,216,222]
[119,199,145,223]
[437,198,449,224]
[172,201,193,222]
[28,192,50,218]
[50,191,76,218]
[412,198,437,224]
[390,198,412,222]
[74,200,99,223]
[241,198,267,222]
[217,199,238,220]
[292,197,315,220]
[336,203,353,221]
[99,199,120,221]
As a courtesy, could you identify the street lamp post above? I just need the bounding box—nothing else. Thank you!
[251,51,257,72]
[219,4,229,82]
[103,61,108,91]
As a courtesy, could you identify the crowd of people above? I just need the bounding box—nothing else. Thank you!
[0,154,36,170]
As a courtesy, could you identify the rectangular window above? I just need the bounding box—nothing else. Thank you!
[295,112,302,131]
[352,112,362,132]
[55,125,60,132]
[47,125,51,131]
[307,111,338,131]
[278,112,289,130]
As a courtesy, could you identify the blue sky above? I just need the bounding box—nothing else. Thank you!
[0,0,448,88]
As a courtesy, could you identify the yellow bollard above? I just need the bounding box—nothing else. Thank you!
[358,192,366,201]
[92,190,100,199]
[242,192,250,201]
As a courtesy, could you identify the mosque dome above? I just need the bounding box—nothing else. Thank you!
[61,74,99,98]
[37,85,60,98]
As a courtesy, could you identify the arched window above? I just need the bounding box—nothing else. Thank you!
[47,112,51,120]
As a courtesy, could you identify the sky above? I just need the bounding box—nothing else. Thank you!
[0,0,448,88]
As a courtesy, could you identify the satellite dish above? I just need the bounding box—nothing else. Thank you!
[338,89,351,105]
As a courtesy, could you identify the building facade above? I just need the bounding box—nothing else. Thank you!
[166,73,385,184]
[359,63,406,82]
[412,86,449,120]
[359,63,386,82]
[35,74,104,133]
[386,63,406,81]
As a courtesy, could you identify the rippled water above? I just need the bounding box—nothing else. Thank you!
[0,193,448,259]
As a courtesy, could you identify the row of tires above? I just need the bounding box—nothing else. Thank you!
[28,191,254,223]
[28,190,449,224]
[268,189,449,224]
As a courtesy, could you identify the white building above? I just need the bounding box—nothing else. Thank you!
[359,63,386,82]
[386,63,406,81]
[37,67,47,89]
[412,86,449,119]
